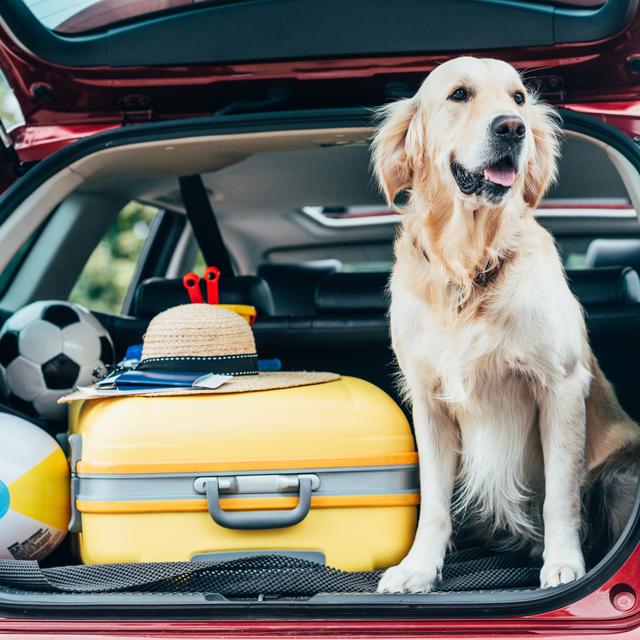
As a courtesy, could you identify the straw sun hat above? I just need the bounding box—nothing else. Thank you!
[133,303,338,394]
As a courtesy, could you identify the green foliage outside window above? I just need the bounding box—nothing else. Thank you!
[0,71,25,131]
[69,202,157,314]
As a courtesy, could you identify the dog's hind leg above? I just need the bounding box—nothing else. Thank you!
[377,395,459,593]
[583,357,640,556]
[586,445,640,557]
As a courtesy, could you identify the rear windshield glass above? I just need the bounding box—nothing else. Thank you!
[23,0,607,34]
[22,0,208,34]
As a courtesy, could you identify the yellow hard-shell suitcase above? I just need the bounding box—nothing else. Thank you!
[67,376,418,571]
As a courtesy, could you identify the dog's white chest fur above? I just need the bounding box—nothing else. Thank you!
[390,245,584,540]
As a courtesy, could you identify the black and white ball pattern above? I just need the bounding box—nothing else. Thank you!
[0,301,115,421]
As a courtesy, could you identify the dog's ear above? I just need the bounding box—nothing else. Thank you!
[371,98,421,205]
[523,99,561,208]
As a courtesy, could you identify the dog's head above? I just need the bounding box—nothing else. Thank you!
[372,57,560,210]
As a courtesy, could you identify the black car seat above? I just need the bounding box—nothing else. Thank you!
[126,267,640,420]
[255,267,640,420]
[255,271,393,401]
[586,238,640,272]
[257,260,341,316]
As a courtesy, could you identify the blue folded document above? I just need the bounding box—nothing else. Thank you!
[103,371,231,391]
[115,371,205,389]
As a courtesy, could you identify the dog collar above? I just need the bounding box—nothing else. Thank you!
[416,240,511,288]
[474,254,511,287]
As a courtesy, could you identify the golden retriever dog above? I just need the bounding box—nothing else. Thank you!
[372,57,640,593]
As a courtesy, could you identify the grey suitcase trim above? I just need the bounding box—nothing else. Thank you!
[76,465,419,503]
[71,427,419,532]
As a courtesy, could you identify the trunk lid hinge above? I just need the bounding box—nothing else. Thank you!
[525,75,566,103]
[117,94,153,125]
[0,121,24,177]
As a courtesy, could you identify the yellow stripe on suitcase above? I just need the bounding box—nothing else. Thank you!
[77,492,421,514]
[76,452,419,475]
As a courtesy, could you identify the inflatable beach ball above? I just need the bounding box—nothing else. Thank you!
[0,413,69,560]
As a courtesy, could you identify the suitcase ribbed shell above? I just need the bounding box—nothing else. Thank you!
[68,377,418,571]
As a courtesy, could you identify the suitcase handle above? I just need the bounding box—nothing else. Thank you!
[204,476,314,530]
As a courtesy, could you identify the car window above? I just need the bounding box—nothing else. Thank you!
[0,224,45,297]
[68,201,158,314]
[190,250,207,275]
[0,70,25,132]
[559,235,640,270]
[265,241,394,274]
[564,252,588,269]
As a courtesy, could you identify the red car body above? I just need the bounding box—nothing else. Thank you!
[1,1,640,636]
[0,1,639,158]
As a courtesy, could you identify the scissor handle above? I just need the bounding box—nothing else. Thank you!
[183,272,204,303]
[204,266,221,304]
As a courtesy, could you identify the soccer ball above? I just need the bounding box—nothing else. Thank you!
[0,301,115,421]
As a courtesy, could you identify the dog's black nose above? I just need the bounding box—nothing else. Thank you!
[491,115,526,141]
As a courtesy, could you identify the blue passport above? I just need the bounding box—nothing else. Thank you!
[113,371,207,390]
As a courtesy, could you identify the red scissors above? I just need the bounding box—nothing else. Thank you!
[182,266,220,304]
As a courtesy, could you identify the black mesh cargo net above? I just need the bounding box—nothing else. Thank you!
[0,547,541,596]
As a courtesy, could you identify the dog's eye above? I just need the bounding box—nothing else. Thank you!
[514,91,525,105]
[448,87,469,102]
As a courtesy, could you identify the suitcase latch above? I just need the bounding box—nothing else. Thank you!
[67,434,83,534]
[194,474,320,530]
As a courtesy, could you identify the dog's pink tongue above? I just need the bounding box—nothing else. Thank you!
[484,165,516,187]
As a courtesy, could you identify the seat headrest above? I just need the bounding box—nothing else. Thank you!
[586,239,640,272]
[258,260,341,316]
[258,260,342,280]
[315,272,388,314]
[567,267,640,306]
[133,276,275,319]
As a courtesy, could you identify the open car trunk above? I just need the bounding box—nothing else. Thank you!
[1,0,640,163]
[0,107,639,620]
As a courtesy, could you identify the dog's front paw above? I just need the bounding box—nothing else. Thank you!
[540,559,585,589]
[377,557,441,594]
